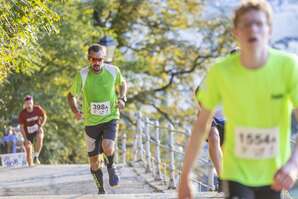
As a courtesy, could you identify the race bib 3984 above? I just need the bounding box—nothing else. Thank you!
[90,101,110,116]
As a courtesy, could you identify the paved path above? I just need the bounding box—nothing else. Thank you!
[0,164,224,199]
[0,164,156,196]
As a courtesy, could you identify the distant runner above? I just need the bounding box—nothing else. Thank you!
[19,95,47,166]
[67,44,127,194]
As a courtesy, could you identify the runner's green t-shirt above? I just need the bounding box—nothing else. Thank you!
[70,64,124,126]
[197,48,298,186]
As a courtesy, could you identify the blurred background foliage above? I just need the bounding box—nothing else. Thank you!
[0,0,237,163]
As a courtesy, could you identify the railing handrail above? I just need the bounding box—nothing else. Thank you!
[130,113,214,191]
[116,112,296,198]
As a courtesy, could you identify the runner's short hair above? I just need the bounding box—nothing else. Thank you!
[24,95,33,101]
[88,44,106,56]
[233,0,272,28]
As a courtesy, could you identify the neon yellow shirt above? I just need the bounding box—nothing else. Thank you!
[198,48,298,186]
[70,64,124,126]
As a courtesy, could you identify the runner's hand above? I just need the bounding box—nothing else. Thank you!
[178,178,193,199]
[74,111,82,121]
[272,160,298,191]
[118,99,125,110]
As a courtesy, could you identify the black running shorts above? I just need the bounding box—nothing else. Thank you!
[84,119,118,157]
[26,132,37,143]
[223,180,281,199]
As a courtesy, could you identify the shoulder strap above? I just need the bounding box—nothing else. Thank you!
[80,67,89,90]
[103,64,117,80]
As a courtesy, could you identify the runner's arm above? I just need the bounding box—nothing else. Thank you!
[20,124,28,142]
[118,80,127,101]
[178,106,213,199]
[40,109,47,127]
[67,92,79,114]
[180,106,213,183]
[272,108,298,191]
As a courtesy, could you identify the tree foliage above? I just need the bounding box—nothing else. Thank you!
[90,0,234,124]
[0,0,236,163]
[0,0,59,82]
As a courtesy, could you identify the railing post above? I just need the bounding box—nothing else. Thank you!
[133,113,140,161]
[137,113,144,162]
[207,160,215,191]
[198,182,202,192]
[281,190,285,199]
[154,120,162,181]
[185,128,191,136]
[281,190,291,199]
[145,117,151,173]
[184,128,191,148]
[168,123,176,189]
[162,162,167,185]
[122,133,127,164]
[132,130,139,162]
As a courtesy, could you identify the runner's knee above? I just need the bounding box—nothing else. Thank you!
[102,140,114,155]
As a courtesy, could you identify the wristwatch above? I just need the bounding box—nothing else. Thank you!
[119,96,127,103]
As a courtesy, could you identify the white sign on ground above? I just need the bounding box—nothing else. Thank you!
[0,152,27,168]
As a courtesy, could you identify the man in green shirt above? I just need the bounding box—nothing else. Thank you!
[178,1,298,199]
[67,44,127,194]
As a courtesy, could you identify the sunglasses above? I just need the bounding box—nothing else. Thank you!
[89,57,104,62]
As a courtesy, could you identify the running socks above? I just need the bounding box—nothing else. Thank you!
[90,168,105,194]
[106,154,114,168]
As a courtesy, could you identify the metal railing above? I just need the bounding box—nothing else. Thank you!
[115,112,297,198]
[116,112,215,191]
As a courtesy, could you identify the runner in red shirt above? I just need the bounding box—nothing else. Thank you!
[18,95,47,166]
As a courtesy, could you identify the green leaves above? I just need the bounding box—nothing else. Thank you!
[0,0,236,163]
[0,0,59,82]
